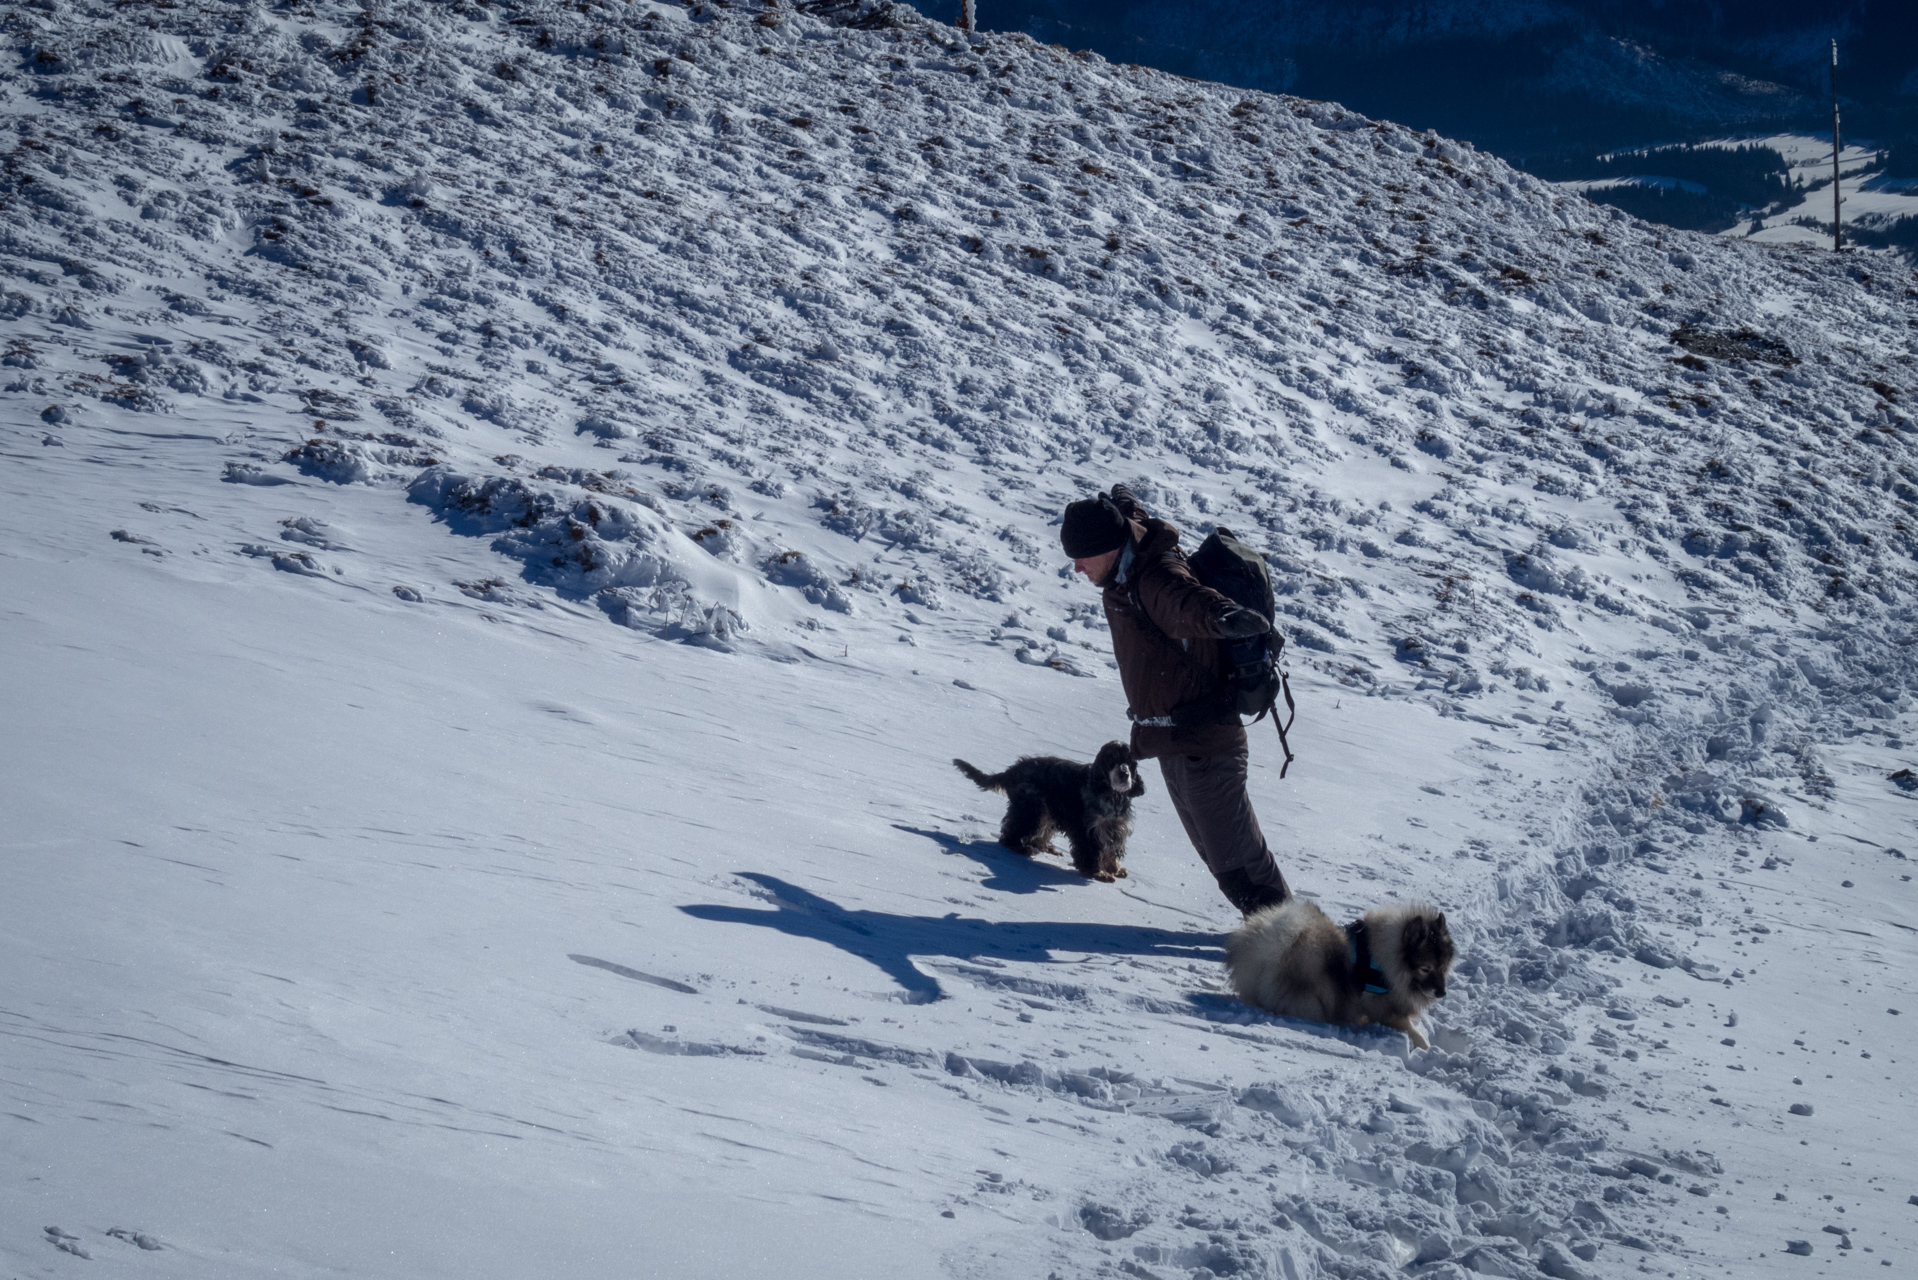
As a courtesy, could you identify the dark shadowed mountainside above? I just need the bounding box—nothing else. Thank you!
[936,1,1917,162]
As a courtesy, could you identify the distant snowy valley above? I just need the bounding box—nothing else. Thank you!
[1548,132,1918,252]
[3,2,1916,1278]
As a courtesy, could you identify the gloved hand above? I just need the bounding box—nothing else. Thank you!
[1216,606,1271,639]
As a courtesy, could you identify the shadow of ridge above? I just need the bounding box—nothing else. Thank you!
[892,823,1086,895]
[679,873,1222,1004]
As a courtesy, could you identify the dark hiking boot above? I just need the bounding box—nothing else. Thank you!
[1217,866,1289,917]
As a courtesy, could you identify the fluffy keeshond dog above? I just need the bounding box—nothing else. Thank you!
[1225,899,1456,1048]
[953,740,1143,882]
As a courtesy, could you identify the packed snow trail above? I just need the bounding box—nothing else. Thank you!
[2,1,1916,1278]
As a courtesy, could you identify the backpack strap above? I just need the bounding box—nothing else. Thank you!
[1272,669,1296,778]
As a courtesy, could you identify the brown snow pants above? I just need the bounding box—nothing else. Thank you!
[1158,747,1289,914]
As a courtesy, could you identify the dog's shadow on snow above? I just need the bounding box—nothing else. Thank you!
[679,872,1221,1004]
[891,824,1088,894]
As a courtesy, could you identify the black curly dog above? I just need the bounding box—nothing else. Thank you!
[953,740,1144,882]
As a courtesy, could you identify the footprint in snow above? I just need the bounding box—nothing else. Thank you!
[110,528,165,556]
[44,1226,90,1259]
[279,515,351,549]
[222,461,296,486]
[106,1226,164,1250]
[240,543,335,578]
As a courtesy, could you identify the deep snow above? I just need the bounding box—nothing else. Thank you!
[2,2,1916,1278]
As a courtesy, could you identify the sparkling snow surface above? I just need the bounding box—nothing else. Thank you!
[2,2,1916,1278]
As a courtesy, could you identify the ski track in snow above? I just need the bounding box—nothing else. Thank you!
[2,1,1916,1278]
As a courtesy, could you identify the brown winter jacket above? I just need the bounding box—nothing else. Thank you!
[1101,514,1247,760]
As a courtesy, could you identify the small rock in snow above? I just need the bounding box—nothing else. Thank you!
[1789,1103,1814,1116]
[1785,1240,1813,1256]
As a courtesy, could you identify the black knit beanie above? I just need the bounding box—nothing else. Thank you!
[1060,495,1129,559]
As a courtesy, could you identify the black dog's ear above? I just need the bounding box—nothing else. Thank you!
[1402,915,1428,951]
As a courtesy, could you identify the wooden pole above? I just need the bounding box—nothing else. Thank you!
[1831,39,1842,252]
[959,0,975,33]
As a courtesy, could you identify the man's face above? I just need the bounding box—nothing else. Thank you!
[1072,547,1121,585]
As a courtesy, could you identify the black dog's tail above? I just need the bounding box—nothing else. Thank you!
[953,759,1006,792]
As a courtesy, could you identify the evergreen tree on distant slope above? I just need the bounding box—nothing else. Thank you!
[1887,137,1918,179]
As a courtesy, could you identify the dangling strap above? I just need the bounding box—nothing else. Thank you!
[1272,669,1296,778]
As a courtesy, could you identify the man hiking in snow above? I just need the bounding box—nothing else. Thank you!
[1060,485,1291,916]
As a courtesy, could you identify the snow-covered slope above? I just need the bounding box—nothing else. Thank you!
[3,2,1916,1278]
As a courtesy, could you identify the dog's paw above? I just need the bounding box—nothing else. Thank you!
[1089,870,1117,883]
[1113,867,1128,878]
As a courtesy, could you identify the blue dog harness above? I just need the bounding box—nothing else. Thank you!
[1346,919,1392,995]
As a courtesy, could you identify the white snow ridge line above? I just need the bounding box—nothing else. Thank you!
[1,0,1913,1278]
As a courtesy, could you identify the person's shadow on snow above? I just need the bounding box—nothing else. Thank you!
[679,872,1221,1004]
[890,824,1088,894]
